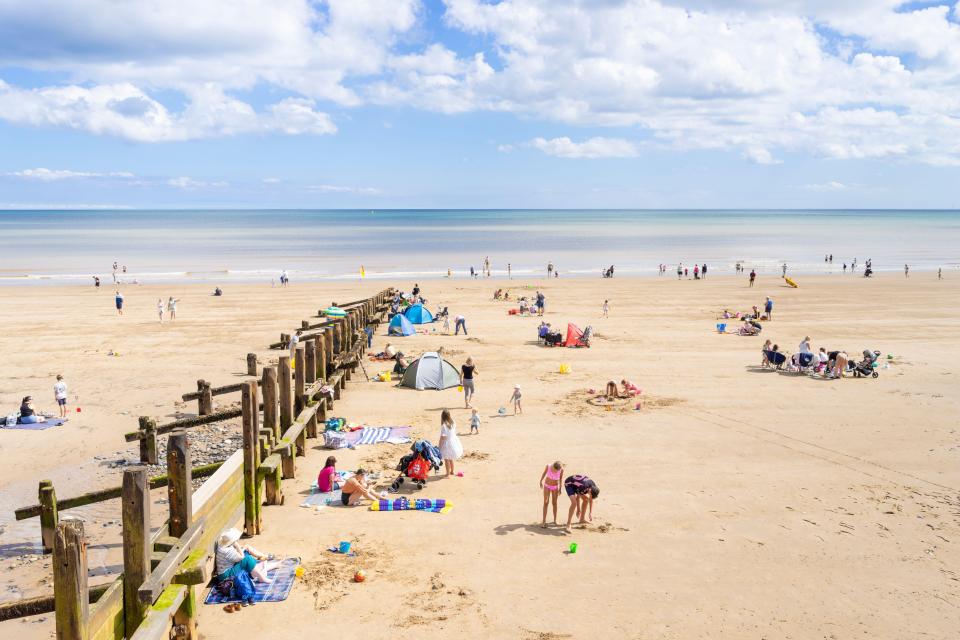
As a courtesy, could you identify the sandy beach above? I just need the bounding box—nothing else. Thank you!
[2,274,958,639]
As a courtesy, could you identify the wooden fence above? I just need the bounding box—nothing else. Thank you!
[3,288,394,639]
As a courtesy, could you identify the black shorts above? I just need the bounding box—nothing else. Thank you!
[57,398,66,406]
[341,492,352,506]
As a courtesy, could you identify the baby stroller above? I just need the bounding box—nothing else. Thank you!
[852,350,880,378]
[389,439,442,492]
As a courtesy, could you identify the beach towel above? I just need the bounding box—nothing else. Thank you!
[203,558,299,605]
[370,497,453,514]
[345,426,411,446]
[300,471,353,509]
[3,418,65,431]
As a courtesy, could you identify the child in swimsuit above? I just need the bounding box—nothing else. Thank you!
[539,461,564,527]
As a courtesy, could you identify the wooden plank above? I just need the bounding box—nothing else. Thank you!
[121,468,150,635]
[123,409,242,441]
[137,518,204,604]
[15,462,224,520]
[166,432,192,538]
[181,382,245,402]
[258,453,281,475]
[0,581,111,622]
[87,577,123,640]
[129,585,185,640]
[53,519,88,640]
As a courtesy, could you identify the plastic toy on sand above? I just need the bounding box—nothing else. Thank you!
[569,542,578,554]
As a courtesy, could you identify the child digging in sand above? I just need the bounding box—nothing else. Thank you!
[508,384,522,415]
[540,461,565,527]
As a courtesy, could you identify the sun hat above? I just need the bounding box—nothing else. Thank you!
[514,384,520,389]
[218,527,241,548]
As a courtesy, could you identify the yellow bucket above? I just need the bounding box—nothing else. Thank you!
[559,363,571,374]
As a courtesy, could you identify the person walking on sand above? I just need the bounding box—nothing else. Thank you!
[157,299,165,323]
[115,291,124,315]
[484,256,490,277]
[782,264,788,277]
[602,300,609,318]
[438,410,463,477]
[508,384,523,415]
[540,461,565,527]
[507,263,512,279]
[939,267,942,280]
[749,269,756,287]
[469,408,481,434]
[167,296,178,321]
[461,357,477,408]
[677,263,682,280]
[904,264,909,278]
[288,330,301,360]
[702,263,707,278]
[53,374,68,418]
[93,276,100,290]
[764,296,773,320]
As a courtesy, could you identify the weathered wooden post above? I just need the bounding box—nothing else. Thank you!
[166,431,192,538]
[246,353,257,377]
[39,480,58,554]
[261,365,279,440]
[241,381,262,535]
[196,380,213,416]
[138,417,158,465]
[121,467,150,636]
[301,320,310,331]
[53,519,88,640]
[278,356,293,432]
[314,333,326,381]
[305,341,316,385]
[172,588,198,640]
[294,345,306,414]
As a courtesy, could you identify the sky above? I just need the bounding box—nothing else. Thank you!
[0,0,959,209]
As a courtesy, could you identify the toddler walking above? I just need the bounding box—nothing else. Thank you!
[469,408,481,434]
[508,384,522,415]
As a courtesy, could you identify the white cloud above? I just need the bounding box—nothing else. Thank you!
[167,177,229,189]
[307,184,379,194]
[743,148,781,165]
[528,136,639,159]
[7,167,135,180]
[803,180,851,191]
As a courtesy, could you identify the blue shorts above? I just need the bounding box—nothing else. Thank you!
[57,398,66,406]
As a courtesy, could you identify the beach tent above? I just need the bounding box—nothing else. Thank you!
[564,323,586,348]
[388,313,416,337]
[404,304,434,324]
[399,352,460,390]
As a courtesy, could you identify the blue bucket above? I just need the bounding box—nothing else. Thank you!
[338,541,351,554]
[716,323,726,333]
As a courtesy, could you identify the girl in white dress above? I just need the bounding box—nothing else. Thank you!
[438,409,463,476]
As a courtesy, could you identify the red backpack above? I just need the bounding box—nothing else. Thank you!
[406,456,429,480]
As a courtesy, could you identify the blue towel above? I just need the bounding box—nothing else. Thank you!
[204,558,299,605]
[3,418,65,431]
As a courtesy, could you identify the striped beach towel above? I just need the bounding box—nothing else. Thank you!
[204,558,299,605]
[346,426,411,446]
[370,497,453,514]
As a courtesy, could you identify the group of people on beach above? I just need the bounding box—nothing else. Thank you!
[668,262,708,279]
[539,462,601,530]
[761,337,879,379]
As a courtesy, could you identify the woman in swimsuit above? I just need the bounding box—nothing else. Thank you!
[539,461,565,527]
[339,469,380,506]
[564,474,600,531]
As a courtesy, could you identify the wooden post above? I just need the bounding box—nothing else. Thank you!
[306,412,318,439]
[172,586,198,640]
[246,353,257,377]
[314,334,326,381]
[138,417,158,465]
[241,382,261,536]
[261,366,279,440]
[279,442,295,480]
[196,380,213,416]
[332,322,341,355]
[324,330,333,374]
[278,356,293,431]
[301,320,310,331]
[294,345,306,414]
[121,467,150,636]
[166,431,192,538]
[53,519,88,640]
[305,342,316,385]
[39,480,58,554]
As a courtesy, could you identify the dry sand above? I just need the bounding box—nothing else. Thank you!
[1,274,958,639]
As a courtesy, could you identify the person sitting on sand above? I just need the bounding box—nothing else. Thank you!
[317,456,340,493]
[519,298,529,315]
[384,343,397,359]
[340,469,381,506]
[564,474,599,531]
[493,289,502,300]
[739,319,761,336]
[215,527,279,586]
[620,379,641,396]
[540,461,565,527]
[604,380,619,399]
[393,353,408,375]
[816,347,829,373]
[18,396,46,424]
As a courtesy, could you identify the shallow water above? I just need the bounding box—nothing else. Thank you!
[1,209,957,284]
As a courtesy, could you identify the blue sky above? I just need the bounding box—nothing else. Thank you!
[1,0,958,209]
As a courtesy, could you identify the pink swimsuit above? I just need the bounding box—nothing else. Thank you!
[544,466,562,491]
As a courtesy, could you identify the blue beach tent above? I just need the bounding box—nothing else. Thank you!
[388,313,416,336]
[404,304,434,324]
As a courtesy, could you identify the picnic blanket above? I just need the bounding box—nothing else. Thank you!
[2,418,65,431]
[204,558,299,605]
[346,426,411,446]
[300,471,353,510]
[370,497,453,514]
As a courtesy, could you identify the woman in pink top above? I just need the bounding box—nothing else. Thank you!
[317,456,339,493]
[539,461,565,528]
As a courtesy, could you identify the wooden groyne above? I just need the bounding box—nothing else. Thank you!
[5,288,394,639]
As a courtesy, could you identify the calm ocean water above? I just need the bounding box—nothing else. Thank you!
[1,209,957,284]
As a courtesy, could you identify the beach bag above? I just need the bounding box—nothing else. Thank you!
[216,577,235,597]
[231,570,256,601]
[406,456,430,480]
[323,431,348,449]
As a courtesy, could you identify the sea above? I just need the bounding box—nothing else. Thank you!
[1,209,958,285]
